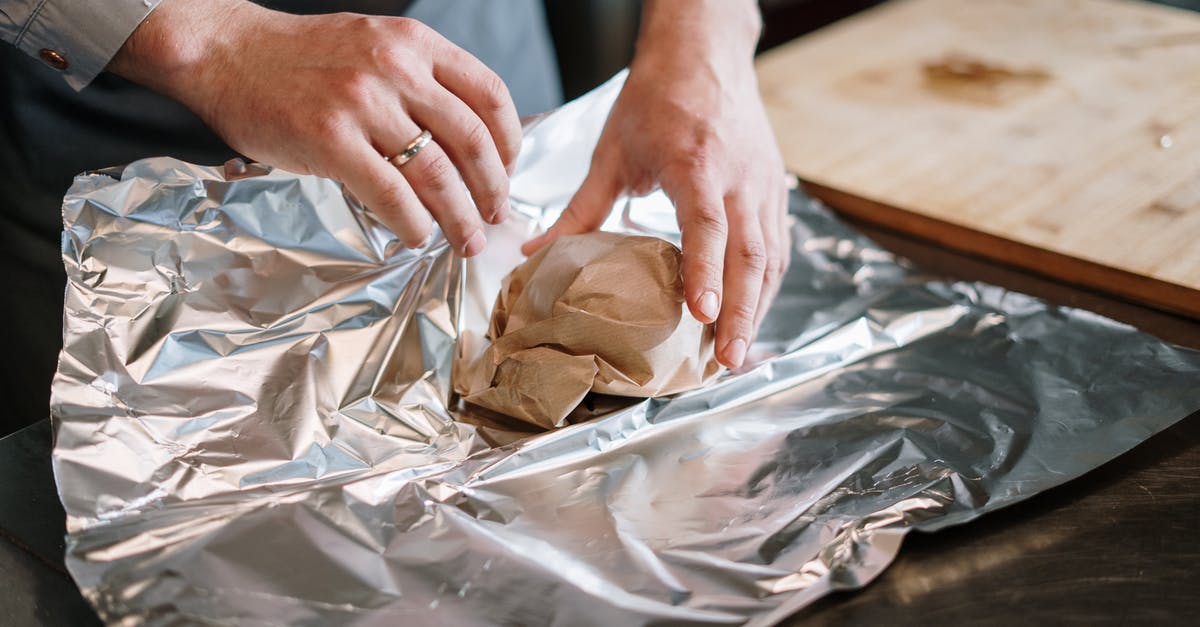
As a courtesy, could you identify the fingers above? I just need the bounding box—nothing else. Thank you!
[408,84,511,225]
[374,116,487,257]
[754,182,791,332]
[664,175,727,326]
[383,37,519,254]
[520,146,623,256]
[430,41,523,171]
[334,139,433,249]
[361,25,518,250]
[716,197,767,369]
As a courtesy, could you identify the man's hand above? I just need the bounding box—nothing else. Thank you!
[522,0,789,369]
[109,0,521,256]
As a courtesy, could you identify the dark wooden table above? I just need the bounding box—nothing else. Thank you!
[1,214,1196,626]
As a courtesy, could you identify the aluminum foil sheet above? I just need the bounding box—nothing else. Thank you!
[52,73,1200,626]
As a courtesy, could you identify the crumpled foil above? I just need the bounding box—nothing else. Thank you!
[52,73,1200,626]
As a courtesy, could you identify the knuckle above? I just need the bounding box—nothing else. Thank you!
[672,127,721,169]
[764,255,787,283]
[461,119,492,162]
[348,15,383,38]
[361,19,428,77]
[442,216,478,241]
[337,71,375,109]
[736,240,769,274]
[728,299,759,326]
[661,160,721,197]
[667,150,713,180]
[380,47,425,84]
[477,72,512,113]
[376,47,412,79]
[373,178,412,213]
[474,177,508,210]
[312,113,351,143]
[689,205,727,236]
[413,154,456,191]
[391,17,429,41]
[683,251,722,283]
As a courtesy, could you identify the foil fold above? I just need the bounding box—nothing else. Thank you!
[52,73,1200,625]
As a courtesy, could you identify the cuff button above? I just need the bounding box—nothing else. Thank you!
[39,49,69,70]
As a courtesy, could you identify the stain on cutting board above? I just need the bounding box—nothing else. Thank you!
[922,53,1052,105]
[758,0,1200,316]
[836,52,1053,107]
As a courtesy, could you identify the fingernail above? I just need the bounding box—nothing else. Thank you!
[490,200,510,224]
[521,232,548,255]
[724,338,747,368]
[697,291,719,322]
[462,230,486,257]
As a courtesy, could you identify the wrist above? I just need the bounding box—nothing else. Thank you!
[635,0,761,78]
[108,0,264,114]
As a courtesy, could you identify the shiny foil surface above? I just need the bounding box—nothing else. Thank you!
[52,74,1200,626]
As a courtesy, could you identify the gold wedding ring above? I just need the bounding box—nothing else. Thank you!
[387,129,432,167]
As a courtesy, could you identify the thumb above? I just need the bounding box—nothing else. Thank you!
[521,151,624,256]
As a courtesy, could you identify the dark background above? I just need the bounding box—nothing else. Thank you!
[546,0,888,100]
[548,0,1200,99]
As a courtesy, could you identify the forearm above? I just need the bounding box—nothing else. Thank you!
[635,0,761,74]
[107,0,259,114]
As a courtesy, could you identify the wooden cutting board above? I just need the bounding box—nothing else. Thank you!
[756,0,1200,318]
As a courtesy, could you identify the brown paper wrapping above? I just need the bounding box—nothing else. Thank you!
[454,232,720,429]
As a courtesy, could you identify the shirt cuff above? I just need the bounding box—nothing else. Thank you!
[13,0,162,90]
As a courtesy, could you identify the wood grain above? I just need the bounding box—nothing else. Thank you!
[756,0,1200,317]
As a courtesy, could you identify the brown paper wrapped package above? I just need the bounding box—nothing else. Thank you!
[454,232,720,429]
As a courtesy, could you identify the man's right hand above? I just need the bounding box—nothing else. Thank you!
[109,0,522,256]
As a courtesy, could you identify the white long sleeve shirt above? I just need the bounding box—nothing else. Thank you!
[0,0,161,89]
